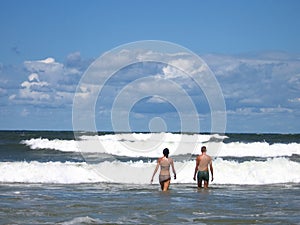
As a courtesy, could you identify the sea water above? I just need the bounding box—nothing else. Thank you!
[0,131,299,224]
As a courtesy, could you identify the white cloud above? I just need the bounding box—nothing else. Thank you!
[9,55,86,107]
[288,74,300,89]
[288,98,300,103]
[227,105,294,117]
[131,112,146,119]
[0,87,7,96]
[4,50,300,132]
[162,64,185,79]
[204,52,300,114]
[39,57,55,64]
[19,78,50,101]
[24,57,64,85]
[147,96,167,103]
[226,107,257,116]
[239,98,263,104]
[8,94,16,100]
[28,73,40,82]
[260,106,293,113]
[75,50,299,133]
[66,52,81,65]
[65,52,92,72]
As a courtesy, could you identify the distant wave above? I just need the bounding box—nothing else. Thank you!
[20,133,300,158]
[21,138,78,152]
[0,161,104,184]
[0,158,299,185]
[218,142,300,158]
[20,133,227,157]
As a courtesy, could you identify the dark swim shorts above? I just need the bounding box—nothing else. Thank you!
[197,171,209,182]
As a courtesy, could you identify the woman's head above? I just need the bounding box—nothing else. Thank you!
[163,148,169,157]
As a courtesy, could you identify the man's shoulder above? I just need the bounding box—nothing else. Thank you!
[202,154,212,160]
[204,154,212,158]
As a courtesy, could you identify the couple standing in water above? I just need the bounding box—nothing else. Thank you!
[151,146,214,191]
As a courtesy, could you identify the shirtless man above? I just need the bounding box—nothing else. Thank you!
[193,146,214,188]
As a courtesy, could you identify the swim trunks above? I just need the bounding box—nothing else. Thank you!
[197,171,209,182]
[159,175,171,183]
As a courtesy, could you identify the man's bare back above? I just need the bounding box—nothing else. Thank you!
[197,154,212,171]
[193,146,214,188]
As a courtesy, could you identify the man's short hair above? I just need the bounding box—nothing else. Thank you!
[201,146,207,152]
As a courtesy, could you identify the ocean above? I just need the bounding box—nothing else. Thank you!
[0,131,299,224]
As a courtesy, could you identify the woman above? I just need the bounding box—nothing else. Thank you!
[151,148,176,191]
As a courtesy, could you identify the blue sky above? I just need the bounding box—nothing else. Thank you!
[0,0,300,133]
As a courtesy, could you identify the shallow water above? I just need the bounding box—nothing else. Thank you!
[0,183,299,224]
[0,131,299,224]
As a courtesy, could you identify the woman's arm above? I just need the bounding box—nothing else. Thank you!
[170,158,176,179]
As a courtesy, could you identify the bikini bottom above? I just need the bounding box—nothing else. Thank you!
[159,174,171,183]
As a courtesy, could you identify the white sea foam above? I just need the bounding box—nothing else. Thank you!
[21,133,227,157]
[217,142,300,158]
[213,157,300,185]
[21,138,78,152]
[0,158,299,185]
[61,216,102,225]
[21,133,300,158]
[0,161,105,184]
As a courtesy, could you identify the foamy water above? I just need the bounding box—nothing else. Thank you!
[1,157,299,185]
[21,133,300,157]
[11,132,300,185]
[1,131,299,224]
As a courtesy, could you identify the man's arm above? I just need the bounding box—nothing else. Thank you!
[209,160,214,182]
[193,156,200,180]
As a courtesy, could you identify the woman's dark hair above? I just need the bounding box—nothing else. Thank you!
[163,148,169,157]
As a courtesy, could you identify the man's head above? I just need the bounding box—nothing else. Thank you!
[201,146,207,152]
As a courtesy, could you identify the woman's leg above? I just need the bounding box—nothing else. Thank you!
[160,182,164,190]
[162,179,170,191]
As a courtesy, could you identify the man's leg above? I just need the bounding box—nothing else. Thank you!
[203,180,209,188]
[203,171,210,188]
[197,179,202,188]
[197,171,202,188]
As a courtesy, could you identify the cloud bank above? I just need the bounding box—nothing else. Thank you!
[1,50,299,132]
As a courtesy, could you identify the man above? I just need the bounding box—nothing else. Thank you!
[193,146,214,188]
